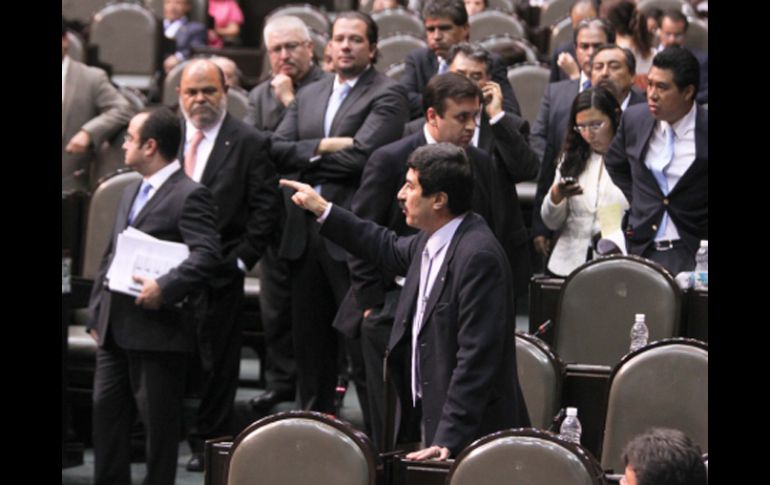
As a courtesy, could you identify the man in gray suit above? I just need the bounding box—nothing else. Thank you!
[62,21,133,192]
[87,107,221,485]
[271,11,408,422]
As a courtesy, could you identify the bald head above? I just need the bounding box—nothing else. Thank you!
[571,0,598,28]
[178,60,228,129]
[210,56,240,88]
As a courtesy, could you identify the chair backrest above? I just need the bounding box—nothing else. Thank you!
[539,0,574,28]
[226,88,250,120]
[227,411,377,485]
[66,31,86,63]
[479,34,539,66]
[487,0,514,14]
[448,428,605,485]
[162,59,190,106]
[685,17,708,53]
[266,4,331,37]
[469,10,526,42]
[600,339,708,473]
[90,3,159,89]
[373,7,425,39]
[63,0,112,25]
[374,33,428,71]
[507,63,550,125]
[554,255,682,367]
[515,332,565,430]
[548,15,573,57]
[384,61,407,81]
[80,170,142,279]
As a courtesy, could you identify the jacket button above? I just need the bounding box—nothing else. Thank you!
[663,198,669,205]
[652,224,658,231]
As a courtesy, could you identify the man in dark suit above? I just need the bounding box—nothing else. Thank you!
[400,0,521,119]
[281,143,529,460]
[656,10,708,105]
[548,0,599,83]
[177,59,282,471]
[161,0,208,74]
[271,11,409,420]
[529,21,618,264]
[88,108,221,485]
[244,15,328,412]
[605,46,707,275]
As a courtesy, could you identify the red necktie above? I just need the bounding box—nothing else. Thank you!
[184,130,204,178]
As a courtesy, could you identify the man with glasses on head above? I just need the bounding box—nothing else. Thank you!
[530,17,615,267]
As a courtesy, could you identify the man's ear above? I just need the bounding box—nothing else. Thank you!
[683,84,695,103]
[432,191,448,210]
[427,107,439,126]
[143,138,158,157]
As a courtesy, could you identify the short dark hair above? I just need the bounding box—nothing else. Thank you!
[139,107,182,162]
[422,0,468,26]
[592,43,636,76]
[423,72,482,117]
[661,9,688,31]
[407,143,473,216]
[332,11,378,45]
[652,46,700,93]
[573,17,616,44]
[622,428,707,485]
[446,42,492,76]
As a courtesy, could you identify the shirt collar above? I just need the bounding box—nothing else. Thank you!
[145,160,181,190]
[423,123,438,145]
[333,66,369,91]
[185,115,225,144]
[669,102,697,138]
[424,214,466,260]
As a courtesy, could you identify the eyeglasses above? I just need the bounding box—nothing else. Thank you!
[574,121,606,134]
[267,42,302,55]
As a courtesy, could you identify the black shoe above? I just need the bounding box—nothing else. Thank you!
[249,389,293,411]
[186,453,204,472]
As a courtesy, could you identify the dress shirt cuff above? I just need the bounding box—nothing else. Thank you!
[489,111,505,125]
[236,258,247,273]
[309,155,322,163]
[317,202,333,223]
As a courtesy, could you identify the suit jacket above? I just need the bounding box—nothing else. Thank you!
[271,66,409,261]
[604,103,708,255]
[87,168,221,352]
[530,81,646,237]
[243,65,327,131]
[400,47,521,119]
[181,114,282,285]
[164,18,208,60]
[62,59,134,191]
[321,206,530,456]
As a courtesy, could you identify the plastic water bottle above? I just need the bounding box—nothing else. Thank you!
[629,313,649,352]
[559,407,582,444]
[693,240,708,290]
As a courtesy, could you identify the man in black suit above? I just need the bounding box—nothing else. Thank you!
[271,11,409,420]
[281,143,529,460]
[605,46,707,275]
[549,0,599,83]
[530,19,617,265]
[88,108,221,485]
[400,0,521,119]
[341,71,536,449]
[244,15,328,412]
[177,59,282,471]
[656,10,708,105]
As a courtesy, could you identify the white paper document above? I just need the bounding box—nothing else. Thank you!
[106,228,189,297]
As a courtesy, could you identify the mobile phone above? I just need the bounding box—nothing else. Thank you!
[561,176,577,186]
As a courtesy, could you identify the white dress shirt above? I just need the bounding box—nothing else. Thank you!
[142,160,182,202]
[183,117,225,183]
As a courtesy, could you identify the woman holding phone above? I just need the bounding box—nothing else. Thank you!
[540,87,629,276]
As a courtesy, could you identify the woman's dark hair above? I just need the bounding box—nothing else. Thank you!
[558,86,621,178]
[606,0,653,55]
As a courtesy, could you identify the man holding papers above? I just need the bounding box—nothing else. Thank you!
[86,107,221,485]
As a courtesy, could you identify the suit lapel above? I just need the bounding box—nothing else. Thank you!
[635,112,663,194]
[670,106,707,194]
[329,67,375,136]
[200,115,236,186]
[313,76,335,137]
[132,169,182,226]
[62,61,80,137]
[119,179,142,230]
[478,111,493,152]
[389,236,427,350]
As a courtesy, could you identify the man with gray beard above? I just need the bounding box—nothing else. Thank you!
[176,59,282,472]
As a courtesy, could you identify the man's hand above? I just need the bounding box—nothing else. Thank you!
[88,329,99,343]
[481,81,504,119]
[363,308,374,319]
[133,275,163,310]
[65,130,92,153]
[271,74,296,107]
[533,235,552,257]
[557,52,580,80]
[279,179,330,217]
[405,445,450,461]
[317,137,355,154]
[164,55,181,74]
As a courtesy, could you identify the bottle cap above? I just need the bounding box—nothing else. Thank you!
[635,313,645,323]
[700,240,708,248]
[566,407,577,417]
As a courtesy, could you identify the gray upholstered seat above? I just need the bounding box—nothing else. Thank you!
[90,3,160,90]
[515,332,565,430]
[539,0,574,28]
[66,31,86,63]
[265,4,331,37]
[487,0,514,13]
[548,15,572,57]
[373,7,425,39]
[600,339,708,474]
[468,10,526,42]
[227,411,376,485]
[226,88,250,120]
[506,63,550,125]
[374,33,427,71]
[62,0,112,24]
[479,34,540,66]
[553,255,682,367]
[384,61,407,81]
[448,428,605,485]
[685,17,708,53]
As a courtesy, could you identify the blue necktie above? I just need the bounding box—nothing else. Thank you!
[650,125,675,238]
[324,82,351,137]
[581,79,591,91]
[128,181,152,225]
[437,58,448,75]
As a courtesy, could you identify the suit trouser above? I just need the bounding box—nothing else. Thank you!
[92,342,187,485]
[642,244,695,276]
[258,245,296,396]
[188,275,244,453]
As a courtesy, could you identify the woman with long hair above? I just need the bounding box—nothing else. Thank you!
[540,87,629,276]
